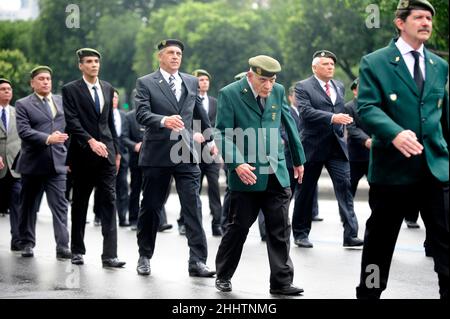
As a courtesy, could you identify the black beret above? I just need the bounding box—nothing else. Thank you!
[312,50,337,63]
[157,39,184,51]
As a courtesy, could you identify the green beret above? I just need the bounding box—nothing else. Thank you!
[76,48,101,61]
[157,39,184,52]
[350,77,359,91]
[30,66,53,79]
[397,0,435,16]
[312,50,337,63]
[0,78,12,86]
[248,55,281,77]
[234,72,247,81]
[192,69,212,80]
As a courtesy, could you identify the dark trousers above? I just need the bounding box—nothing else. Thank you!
[292,158,359,241]
[288,167,319,217]
[115,160,129,223]
[138,164,207,263]
[19,173,69,250]
[357,175,449,299]
[199,162,222,228]
[215,174,294,289]
[128,164,142,225]
[71,163,118,260]
[350,160,369,197]
[0,170,21,246]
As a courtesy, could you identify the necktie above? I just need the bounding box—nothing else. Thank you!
[169,75,177,99]
[325,82,331,97]
[256,96,265,113]
[1,108,7,132]
[411,50,424,94]
[42,97,54,118]
[92,86,101,114]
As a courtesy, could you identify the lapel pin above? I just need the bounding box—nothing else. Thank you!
[159,80,163,83]
[430,59,434,65]
[390,94,397,101]
[395,56,400,62]
[243,88,248,93]
[437,99,442,108]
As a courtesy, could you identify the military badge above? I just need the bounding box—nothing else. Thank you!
[390,94,397,101]
[398,0,409,10]
[320,52,325,57]
[395,56,400,62]
[272,113,276,121]
[437,99,443,108]
[271,105,277,109]
[430,59,434,65]
[256,68,262,75]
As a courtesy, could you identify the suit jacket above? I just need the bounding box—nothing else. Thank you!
[14,94,67,175]
[344,98,370,162]
[357,39,449,184]
[62,79,118,167]
[0,106,21,179]
[281,107,302,169]
[122,109,145,169]
[215,77,306,192]
[135,69,212,167]
[295,76,349,161]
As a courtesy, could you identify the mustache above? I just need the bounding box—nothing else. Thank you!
[418,28,431,32]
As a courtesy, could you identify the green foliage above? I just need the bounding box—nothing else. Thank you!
[134,0,282,96]
[0,49,35,102]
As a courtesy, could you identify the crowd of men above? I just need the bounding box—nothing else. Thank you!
[0,0,448,299]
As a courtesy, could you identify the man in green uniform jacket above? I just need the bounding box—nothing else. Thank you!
[356,0,449,299]
[214,55,306,296]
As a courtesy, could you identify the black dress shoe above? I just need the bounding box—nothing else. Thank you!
[178,224,186,236]
[212,226,223,237]
[405,220,420,229]
[119,221,131,227]
[312,216,324,222]
[188,261,216,277]
[56,248,72,259]
[270,284,304,296]
[343,237,364,247]
[158,223,173,232]
[71,254,84,265]
[11,243,23,252]
[294,238,313,248]
[21,246,34,257]
[215,278,232,292]
[102,258,126,268]
[137,256,151,276]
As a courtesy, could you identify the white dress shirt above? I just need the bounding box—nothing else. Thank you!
[113,108,122,137]
[395,36,426,81]
[83,76,105,113]
[160,68,182,102]
[0,105,10,132]
[199,93,209,114]
[314,76,337,105]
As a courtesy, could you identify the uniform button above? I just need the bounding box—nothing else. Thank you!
[421,118,426,123]
[420,102,424,107]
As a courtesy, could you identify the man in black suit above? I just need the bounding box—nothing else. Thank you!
[292,50,363,249]
[62,48,125,268]
[135,39,217,277]
[344,78,370,197]
[285,86,321,220]
[121,108,172,231]
[112,89,130,227]
[14,66,71,259]
[178,69,223,236]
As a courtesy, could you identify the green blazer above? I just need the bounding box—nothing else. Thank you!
[357,39,449,185]
[215,77,306,192]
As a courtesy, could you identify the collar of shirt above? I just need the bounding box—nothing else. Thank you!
[246,77,260,99]
[35,92,53,101]
[160,68,181,83]
[395,36,426,80]
[83,76,105,112]
[314,75,337,104]
[83,76,100,90]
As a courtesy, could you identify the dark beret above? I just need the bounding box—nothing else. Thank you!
[157,39,184,51]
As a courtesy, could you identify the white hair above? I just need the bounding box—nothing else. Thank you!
[312,57,321,66]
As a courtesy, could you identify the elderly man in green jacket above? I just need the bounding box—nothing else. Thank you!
[356,0,449,299]
[214,55,306,296]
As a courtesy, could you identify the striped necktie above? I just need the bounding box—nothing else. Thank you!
[1,108,7,132]
[169,75,177,98]
[325,82,331,97]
